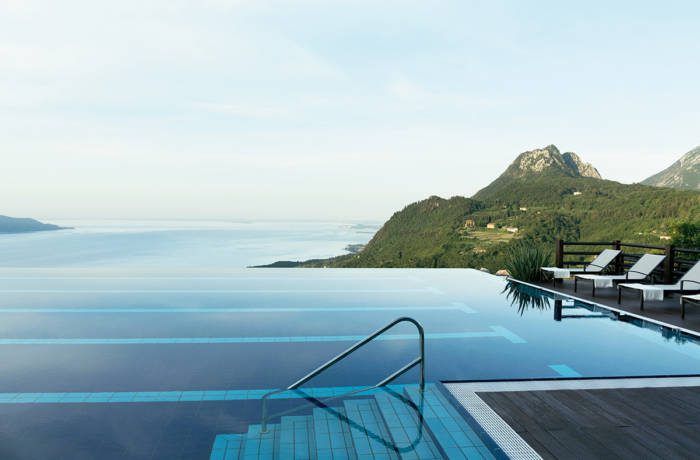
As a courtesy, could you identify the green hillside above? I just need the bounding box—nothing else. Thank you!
[292,145,700,271]
[303,196,485,268]
[473,176,700,242]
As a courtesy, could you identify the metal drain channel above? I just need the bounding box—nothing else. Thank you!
[445,385,542,460]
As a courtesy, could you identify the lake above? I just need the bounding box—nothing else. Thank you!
[0,220,380,268]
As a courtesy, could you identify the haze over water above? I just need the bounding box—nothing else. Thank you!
[0,220,379,269]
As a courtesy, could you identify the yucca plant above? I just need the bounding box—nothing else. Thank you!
[504,241,552,282]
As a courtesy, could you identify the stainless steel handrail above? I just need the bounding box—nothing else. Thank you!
[260,316,425,432]
[262,385,427,453]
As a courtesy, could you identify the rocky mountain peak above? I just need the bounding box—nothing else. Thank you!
[642,146,700,190]
[504,145,601,179]
[562,152,602,179]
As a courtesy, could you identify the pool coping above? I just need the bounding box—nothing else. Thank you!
[507,277,700,339]
[444,375,700,393]
[444,375,700,460]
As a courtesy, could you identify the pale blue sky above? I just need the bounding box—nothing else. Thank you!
[1,0,698,220]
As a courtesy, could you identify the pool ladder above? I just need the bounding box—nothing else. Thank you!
[260,316,425,433]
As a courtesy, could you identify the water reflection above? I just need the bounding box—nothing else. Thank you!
[502,281,552,315]
[503,281,614,322]
[504,280,699,347]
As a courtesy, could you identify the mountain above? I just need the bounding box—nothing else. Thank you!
[642,146,700,190]
[474,145,601,202]
[498,145,601,180]
[0,215,67,234]
[279,145,700,270]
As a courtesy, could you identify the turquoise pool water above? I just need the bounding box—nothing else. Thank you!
[0,268,698,459]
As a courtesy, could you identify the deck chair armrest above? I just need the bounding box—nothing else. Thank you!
[625,270,650,280]
[585,262,606,271]
[681,280,700,291]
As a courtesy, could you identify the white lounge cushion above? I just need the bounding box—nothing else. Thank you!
[619,283,664,301]
[541,267,571,278]
[542,248,621,279]
[679,261,700,289]
[576,254,666,289]
[628,254,666,277]
[576,274,626,288]
[682,294,700,305]
[584,249,622,272]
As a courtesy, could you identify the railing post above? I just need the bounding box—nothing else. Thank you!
[555,239,564,267]
[613,240,623,274]
[418,321,425,388]
[664,245,675,284]
[553,299,562,322]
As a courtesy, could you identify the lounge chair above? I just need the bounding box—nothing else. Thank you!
[618,260,700,310]
[574,253,665,296]
[541,249,621,286]
[681,294,700,319]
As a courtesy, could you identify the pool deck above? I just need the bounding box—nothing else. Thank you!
[447,377,700,459]
[481,385,700,459]
[536,279,700,334]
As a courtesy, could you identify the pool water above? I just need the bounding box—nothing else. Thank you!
[0,268,698,459]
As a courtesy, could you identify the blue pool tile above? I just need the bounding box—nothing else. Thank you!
[489,326,527,344]
[202,391,227,400]
[209,434,244,460]
[0,328,530,346]
[179,391,205,401]
[404,385,496,458]
[108,393,137,402]
[0,384,407,405]
[549,364,583,378]
[374,391,442,459]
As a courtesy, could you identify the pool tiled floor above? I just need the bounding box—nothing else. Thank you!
[208,384,501,460]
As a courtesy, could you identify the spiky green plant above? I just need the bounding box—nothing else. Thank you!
[504,241,552,282]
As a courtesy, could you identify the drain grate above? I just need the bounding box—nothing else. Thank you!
[445,384,542,460]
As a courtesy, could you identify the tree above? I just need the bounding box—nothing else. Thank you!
[671,221,700,249]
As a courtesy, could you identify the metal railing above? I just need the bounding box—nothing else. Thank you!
[260,316,425,433]
[259,385,427,454]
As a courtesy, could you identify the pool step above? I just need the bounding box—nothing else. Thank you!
[404,386,496,460]
[313,407,357,460]
[241,423,279,459]
[209,434,245,460]
[210,384,497,459]
[279,415,316,459]
[343,398,400,459]
[374,391,443,460]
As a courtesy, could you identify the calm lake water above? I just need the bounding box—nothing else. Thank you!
[0,220,379,268]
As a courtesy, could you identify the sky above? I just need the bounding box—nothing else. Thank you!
[1,0,699,221]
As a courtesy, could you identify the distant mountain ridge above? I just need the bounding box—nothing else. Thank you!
[0,215,67,234]
[642,146,700,190]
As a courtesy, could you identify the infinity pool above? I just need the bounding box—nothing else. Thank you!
[0,268,698,459]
